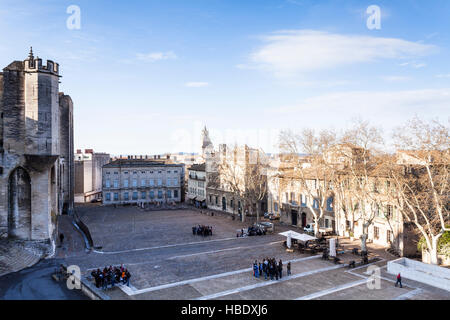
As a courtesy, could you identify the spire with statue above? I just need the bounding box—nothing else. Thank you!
[201,126,214,159]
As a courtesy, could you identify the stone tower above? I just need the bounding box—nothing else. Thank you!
[0,48,74,246]
[201,126,214,160]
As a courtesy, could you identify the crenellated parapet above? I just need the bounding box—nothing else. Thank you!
[23,47,59,76]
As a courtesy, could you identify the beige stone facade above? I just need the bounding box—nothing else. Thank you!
[75,149,110,203]
[102,158,184,205]
[267,148,418,257]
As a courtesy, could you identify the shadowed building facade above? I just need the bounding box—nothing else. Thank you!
[0,49,74,247]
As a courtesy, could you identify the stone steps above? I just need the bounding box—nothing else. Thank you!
[0,240,46,277]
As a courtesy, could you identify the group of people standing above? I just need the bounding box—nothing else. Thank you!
[91,265,131,290]
[192,225,213,237]
[253,258,292,280]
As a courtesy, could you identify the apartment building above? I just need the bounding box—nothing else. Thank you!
[187,163,206,207]
[102,158,184,205]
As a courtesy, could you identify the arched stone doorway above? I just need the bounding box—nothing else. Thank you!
[291,210,298,226]
[301,212,307,228]
[8,167,32,239]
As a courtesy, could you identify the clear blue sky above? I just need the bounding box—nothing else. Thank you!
[0,0,449,155]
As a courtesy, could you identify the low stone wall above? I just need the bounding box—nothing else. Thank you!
[387,258,450,291]
[79,276,110,300]
[421,250,450,266]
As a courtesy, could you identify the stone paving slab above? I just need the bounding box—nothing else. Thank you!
[316,279,411,300]
[76,206,261,252]
[132,284,204,300]
[189,257,331,297]
[86,238,306,290]
[214,267,359,300]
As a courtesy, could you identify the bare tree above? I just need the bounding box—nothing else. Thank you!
[217,145,268,223]
[338,119,386,253]
[387,117,449,265]
[244,148,269,223]
[278,129,337,237]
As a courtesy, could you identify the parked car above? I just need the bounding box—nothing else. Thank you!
[304,223,334,236]
[304,223,315,234]
[256,222,274,234]
[248,225,266,236]
[269,214,280,221]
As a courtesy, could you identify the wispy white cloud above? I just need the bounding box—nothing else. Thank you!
[381,75,412,82]
[436,74,450,78]
[184,82,210,88]
[399,61,427,68]
[267,88,450,116]
[136,51,177,62]
[247,30,436,77]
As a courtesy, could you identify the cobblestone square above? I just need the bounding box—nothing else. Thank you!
[53,205,449,300]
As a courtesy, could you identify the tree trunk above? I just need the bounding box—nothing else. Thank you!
[360,223,369,253]
[256,201,260,223]
[429,236,440,265]
[314,216,320,237]
[360,234,367,253]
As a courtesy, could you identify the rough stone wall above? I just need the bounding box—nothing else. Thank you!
[59,93,74,214]
[2,61,26,155]
[0,72,3,153]
[7,167,31,239]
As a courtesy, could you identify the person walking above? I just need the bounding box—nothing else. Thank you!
[59,233,64,246]
[287,262,291,276]
[395,273,403,288]
[278,259,283,279]
[274,261,279,280]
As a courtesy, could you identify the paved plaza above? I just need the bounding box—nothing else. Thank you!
[54,205,449,300]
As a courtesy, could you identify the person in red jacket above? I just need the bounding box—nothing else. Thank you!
[395,273,403,288]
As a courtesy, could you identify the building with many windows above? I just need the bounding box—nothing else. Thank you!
[266,146,418,257]
[187,163,206,207]
[102,158,184,205]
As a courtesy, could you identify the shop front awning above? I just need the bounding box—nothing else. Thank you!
[196,196,206,202]
[187,194,197,200]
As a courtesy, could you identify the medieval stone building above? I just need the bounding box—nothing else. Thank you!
[0,48,74,246]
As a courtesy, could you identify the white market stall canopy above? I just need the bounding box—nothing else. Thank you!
[279,231,317,242]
